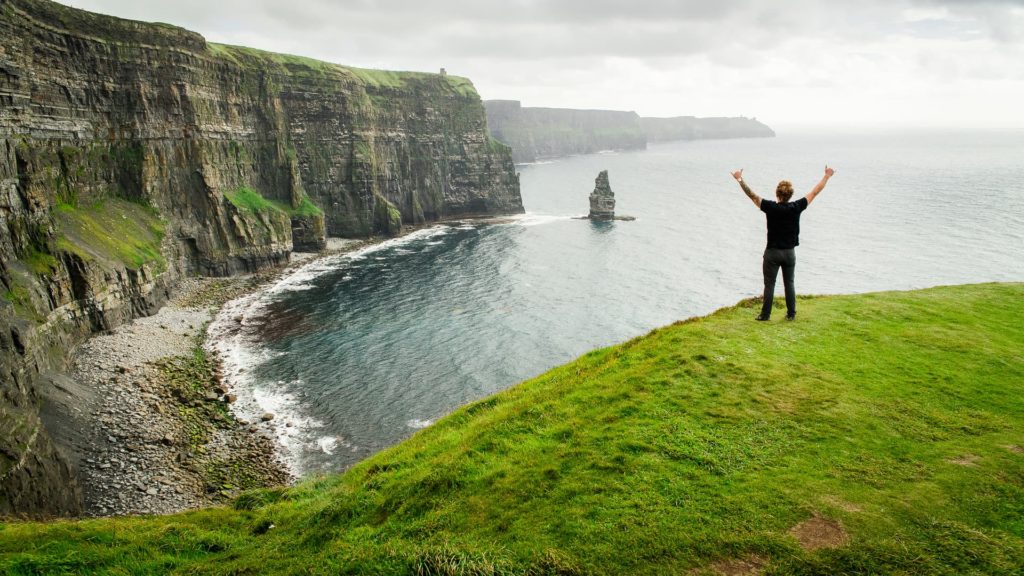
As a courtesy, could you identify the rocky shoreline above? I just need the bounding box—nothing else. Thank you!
[62,240,363,517]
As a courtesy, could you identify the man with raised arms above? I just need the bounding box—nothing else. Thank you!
[732,166,836,321]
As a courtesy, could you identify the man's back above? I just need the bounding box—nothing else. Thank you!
[760,197,808,249]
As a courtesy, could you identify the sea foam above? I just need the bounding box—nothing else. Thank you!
[206,225,454,476]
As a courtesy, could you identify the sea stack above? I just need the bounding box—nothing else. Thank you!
[589,170,616,220]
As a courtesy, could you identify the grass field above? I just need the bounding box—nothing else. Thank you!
[1,283,1021,575]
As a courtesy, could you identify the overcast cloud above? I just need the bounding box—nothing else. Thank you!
[61,0,1024,129]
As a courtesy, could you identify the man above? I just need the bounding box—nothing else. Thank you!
[731,166,835,321]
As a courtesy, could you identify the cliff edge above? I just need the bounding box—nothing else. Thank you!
[0,0,522,516]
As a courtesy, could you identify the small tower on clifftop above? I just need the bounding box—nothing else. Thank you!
[588,170,616,220]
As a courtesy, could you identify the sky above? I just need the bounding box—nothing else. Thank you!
[60,0,1024,130]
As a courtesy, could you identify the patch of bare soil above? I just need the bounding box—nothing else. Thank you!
[709,554,768,575]
[788,515,849,551]
[1002,444,1023,454]
[947,454,981,466]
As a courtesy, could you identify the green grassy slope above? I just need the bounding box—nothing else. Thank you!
[2,284,1022,575]
[54,198,166,271]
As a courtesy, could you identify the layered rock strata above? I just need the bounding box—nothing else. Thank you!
[0,0,522,516]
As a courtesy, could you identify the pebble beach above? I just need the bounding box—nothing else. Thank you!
[67,240,361,517]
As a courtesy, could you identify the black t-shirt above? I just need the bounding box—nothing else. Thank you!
[760,197,808,249]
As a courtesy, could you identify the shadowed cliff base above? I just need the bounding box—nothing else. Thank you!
[1,284,1021,575]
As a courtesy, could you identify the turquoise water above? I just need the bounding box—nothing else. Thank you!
[210,130,1024,475]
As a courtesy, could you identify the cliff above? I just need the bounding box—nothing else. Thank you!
[640,115,775,142]
[484,100,776,163]
[0,0,521,517]
[484,100,646,163]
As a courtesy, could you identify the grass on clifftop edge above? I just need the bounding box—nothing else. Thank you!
[1,283,1022,575]
[207,43,478,97]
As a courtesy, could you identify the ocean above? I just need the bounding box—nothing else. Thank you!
[208,129,1024,476]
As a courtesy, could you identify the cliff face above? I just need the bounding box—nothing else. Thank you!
[484,100,646,163]
[640,116,775,142]
[0,0,521,517]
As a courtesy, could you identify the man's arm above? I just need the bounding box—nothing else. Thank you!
[804,165,835,205]
[731,169,761,207]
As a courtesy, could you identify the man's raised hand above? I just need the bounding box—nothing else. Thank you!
[734,170,760,207]
[806,165,834,205]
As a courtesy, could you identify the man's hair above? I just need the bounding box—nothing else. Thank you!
[776,180,794,202]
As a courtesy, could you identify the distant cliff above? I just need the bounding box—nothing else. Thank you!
[0,0,521,517]
[484,101,775,163]
[640,116,775,142]
[484,100,646,163]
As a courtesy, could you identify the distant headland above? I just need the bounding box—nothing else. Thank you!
[484,99,775,163]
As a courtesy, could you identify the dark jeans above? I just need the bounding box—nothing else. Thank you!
[761,248,796,318]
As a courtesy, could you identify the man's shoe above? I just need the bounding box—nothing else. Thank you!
[755,314,770,321]
[785,313,796,321]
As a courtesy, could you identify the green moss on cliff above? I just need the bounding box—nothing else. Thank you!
[1,284,31,317]
[290,197,323,218]
[354,141,372,159]
[22,249,59,276]
[1,270,45,322]
[225,187,323,218]
[487,135,509,154]
[224,188,278,214]
[54,198,166,271]
[374,194,403,236]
